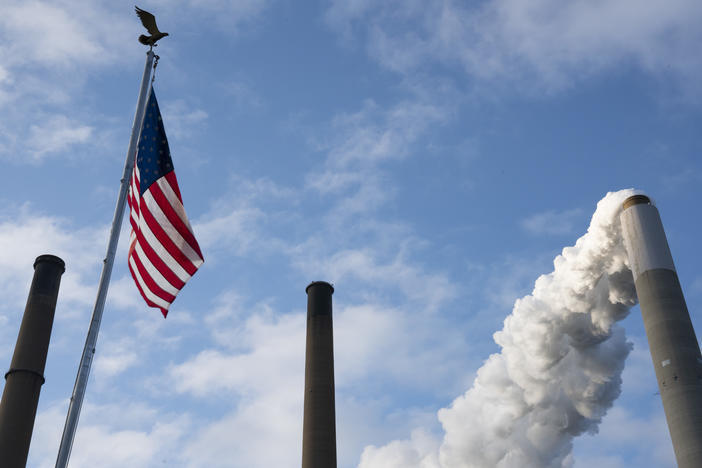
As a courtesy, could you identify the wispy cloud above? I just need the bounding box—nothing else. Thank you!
[194,176,297,259]
[93,336,140,381]
[296,248,455,312]
[161,100,208,141]
[222,79,265,110]
[0,2,131,162]
[326,0,702,96]
[0,2,131,70]
[661,167,702,192]
[521,208,584,235]
[0,0,274,164]
[27,115,93,160]
[314,98,449,170]
[303,94,454,231]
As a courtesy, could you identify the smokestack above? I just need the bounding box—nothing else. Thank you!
[0,255,65,467]
[358,190,645,467]
[620,195,702,468]
[302,281,337,468]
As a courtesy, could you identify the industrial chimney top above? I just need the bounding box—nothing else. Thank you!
[306,281,334,294]
[622,194,651,210]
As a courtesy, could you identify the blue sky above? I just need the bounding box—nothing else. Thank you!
[0,1,700,466]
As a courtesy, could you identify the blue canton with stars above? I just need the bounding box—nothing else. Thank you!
[137,88,174,195]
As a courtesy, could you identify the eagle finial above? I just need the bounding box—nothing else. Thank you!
[135,6,169,46]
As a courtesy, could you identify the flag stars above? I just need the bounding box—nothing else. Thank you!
[136,91,176,193]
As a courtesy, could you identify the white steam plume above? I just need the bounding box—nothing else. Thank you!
[359,189,643,468]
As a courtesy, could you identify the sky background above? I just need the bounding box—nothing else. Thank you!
[0,0,700,466]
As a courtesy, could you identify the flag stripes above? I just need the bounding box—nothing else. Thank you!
[127,88,203,317]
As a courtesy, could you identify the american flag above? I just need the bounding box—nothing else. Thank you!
[127,88,204,317]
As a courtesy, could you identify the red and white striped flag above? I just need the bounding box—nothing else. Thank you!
[127,88,204,317]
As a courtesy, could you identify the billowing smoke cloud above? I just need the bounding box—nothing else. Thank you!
[359,189,643,468]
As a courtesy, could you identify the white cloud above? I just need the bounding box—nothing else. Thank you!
[0,1,135,98]
[93,336,139,380]
[161,100,208,140]
[462,254,554,333]
[326,0,702,95]
[28,401,189,468]
[303,95,454,232]
[168,310,305,397]
[317,99,449,170]
[296,248,455,312]
[195,204,265,256]
[521,208,584,236]
[163,263,470,467]
[0,206,117,368]
[27,115,93,160]
[176,0,268,19]
[105,274,145,310]
[0,206,105,311]
[662,168,702,192]
[0,2,133,162]
[0,1,130,70]
[163,296,305,467]
[146,0,271,32]
[359,429,440,468]
[182,391,302,468]
[223,79,264,109]
[0,0,272,164]
[194,176,296,259]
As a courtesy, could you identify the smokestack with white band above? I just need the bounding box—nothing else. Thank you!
[620,194,702,468]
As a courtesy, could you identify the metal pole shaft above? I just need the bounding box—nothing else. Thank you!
[0,255,65,468]
[302,281,337,468]
[55,50,155,468]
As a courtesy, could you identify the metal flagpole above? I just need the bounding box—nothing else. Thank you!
[55,49,155,468]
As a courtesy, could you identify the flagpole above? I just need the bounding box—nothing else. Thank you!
[55,49,155,468]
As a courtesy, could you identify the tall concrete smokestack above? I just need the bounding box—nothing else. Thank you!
[620,195,702,468]
[302,281,337,468]
[0,255,65,467]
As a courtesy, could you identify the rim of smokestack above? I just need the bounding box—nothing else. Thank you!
[34,254,65,273]
[305,281,334,294]
[622,194,651,211]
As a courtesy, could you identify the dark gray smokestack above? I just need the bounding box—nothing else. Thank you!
[302,281,337,468]
[0,254,65,467]
[620,195,702,468]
